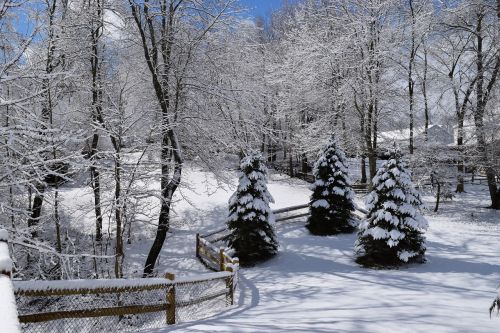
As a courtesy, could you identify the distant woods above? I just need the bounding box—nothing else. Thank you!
[0,0,499,280]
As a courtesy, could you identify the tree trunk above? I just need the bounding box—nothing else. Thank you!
[5,90,15,228]
[268,137,276,162]
[474,9,500,209]
[261,133,266,154]
[434,179,441,212]
[365,104,377,181]
[368,151,377,181]
[456,113,465,193]
[301,153,308,174]
[409,78,414,154]
[54,187,62,253]
[408,0,416,155]
[361,156,367,184]
[143,131,182,276]
[487,173,500,209]
[53,185,62,279]
[28,0,60,240]
[114,151,123,278]
[422,45,429,141]
[28,186,44,238]
[9,185,14,228]
[89,1,104,242]
[90,161,103,242]
[341,106,347,146]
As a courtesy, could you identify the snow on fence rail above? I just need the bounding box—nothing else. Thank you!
[196,231,240,273]
[0,229,22,333]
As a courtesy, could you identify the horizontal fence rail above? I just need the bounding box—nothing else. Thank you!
[269,160,371,194]
[274,204,309,222]
[351,183,369,193]
[296,172,370,194]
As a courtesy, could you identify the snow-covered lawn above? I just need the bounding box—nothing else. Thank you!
[136,170,499,333]
[58,165,500,332]
[122,169,313,277]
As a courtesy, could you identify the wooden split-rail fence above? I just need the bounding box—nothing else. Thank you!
[195,204,310,271]
[14,272,237,332]
[2,226,239,333]
[270,160,370,194]
[296,172,370,194]
[196,202,369,272]
[14,271,235,327]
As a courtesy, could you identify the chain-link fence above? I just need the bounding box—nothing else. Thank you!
[175,273,235,323]
[14,271,236,333]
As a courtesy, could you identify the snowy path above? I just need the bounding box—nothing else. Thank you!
[145,183,500,333]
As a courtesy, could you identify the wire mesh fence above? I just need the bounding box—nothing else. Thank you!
[175,274,235,323]
[16,285,168,333]
[14,271,236,333]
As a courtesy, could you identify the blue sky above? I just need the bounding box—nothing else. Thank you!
[238,0,287,19]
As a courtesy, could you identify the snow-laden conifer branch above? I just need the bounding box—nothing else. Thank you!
[356,148,428,267]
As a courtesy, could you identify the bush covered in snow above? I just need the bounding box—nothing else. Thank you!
[356,149,428,267]
[226,153,278,266]
[306,134,356,235]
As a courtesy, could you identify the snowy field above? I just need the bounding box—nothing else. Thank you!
[57,165,500,332]
[114,167,499,333]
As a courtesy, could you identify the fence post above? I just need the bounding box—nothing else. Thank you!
[196,233,200,258]
[219,248,225,271]
[0,229,12,278]
[225,265,234,306]
[165,272,176,325]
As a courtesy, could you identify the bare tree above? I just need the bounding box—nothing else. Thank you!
[128,0,235,276]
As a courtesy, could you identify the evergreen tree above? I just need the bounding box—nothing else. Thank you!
[306,134,356,235]
[226,153,278,266]
[356,148,428,268]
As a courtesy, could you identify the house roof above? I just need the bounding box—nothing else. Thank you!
[378,124,452,144]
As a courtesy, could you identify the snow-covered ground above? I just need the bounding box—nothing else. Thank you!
[56,163,500,332]
[55,164,313,277]
[121,168,313,277]
[137,170,499,333]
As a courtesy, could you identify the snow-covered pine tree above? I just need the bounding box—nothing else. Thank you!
[226,153,278,266]
[306,134,356,235]
[356,148,428,267]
